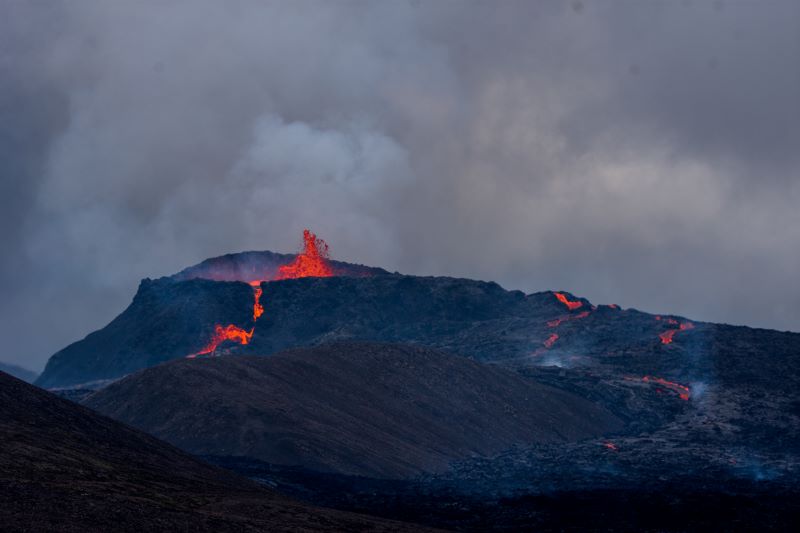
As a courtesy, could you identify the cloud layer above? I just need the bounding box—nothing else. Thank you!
[1,0,798,370]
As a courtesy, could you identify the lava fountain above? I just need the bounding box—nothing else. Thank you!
[189,229,334,357]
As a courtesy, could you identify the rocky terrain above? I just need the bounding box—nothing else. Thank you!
[0,370,432,532]
[38,267,688,388]
[85,343,622,478]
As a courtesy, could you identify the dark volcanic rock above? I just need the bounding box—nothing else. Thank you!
[0,370,431,532]
[84,342,622,478]
[37,278,256,388]
[38,272,594,388]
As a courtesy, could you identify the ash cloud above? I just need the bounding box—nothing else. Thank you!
[0,0,798,370]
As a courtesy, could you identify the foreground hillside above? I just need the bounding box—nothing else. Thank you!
[0,371,430,532]
[85,343,622,478]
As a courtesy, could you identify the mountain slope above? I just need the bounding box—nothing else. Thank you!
[0,361,37,383]
[0,370,430,532]
[38,273,594,388]
[85,342,622,478]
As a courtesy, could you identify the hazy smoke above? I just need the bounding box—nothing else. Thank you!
[1,0,798,370]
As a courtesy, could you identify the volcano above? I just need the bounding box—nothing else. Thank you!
[32,230,800,530]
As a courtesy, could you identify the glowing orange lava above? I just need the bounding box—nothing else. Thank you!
[252,284,264,320]
[275,229,333,280]
[554,292,583,311]
[188,324,254,358]
[659,321,694,345]
[603,442,619,451]
[544,333,559,348]
[641,375,690,400]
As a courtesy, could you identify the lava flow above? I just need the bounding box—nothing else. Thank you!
[251,283,264,319]
[659,321,695,345]
[188,324,254,358]
[639,375,691,400]
[543,333,559,348]
[189,229,334,358]
[554,292,583,311]
[547,310,590,328]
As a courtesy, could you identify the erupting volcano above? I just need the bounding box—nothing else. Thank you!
[189,229,334,357]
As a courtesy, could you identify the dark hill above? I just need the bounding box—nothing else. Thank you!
[85,343,622,478]
[0,370,430,532]
[0,361,37,383]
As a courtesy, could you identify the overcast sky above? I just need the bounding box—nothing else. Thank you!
[2,0,799,371]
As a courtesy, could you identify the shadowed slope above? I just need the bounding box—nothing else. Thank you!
[0,371,432,532]
[85,342,622,478]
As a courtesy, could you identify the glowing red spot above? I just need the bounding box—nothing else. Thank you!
[275,229,333,280]
[659,321,694,344]
[554,292,583,311]
[603,442,618,451]
[544,333,559,348]
[607,304,620,309]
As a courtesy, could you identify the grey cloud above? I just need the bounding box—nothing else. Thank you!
[0,0,798,371]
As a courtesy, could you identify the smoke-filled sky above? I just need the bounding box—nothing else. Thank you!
[1,0,799,371]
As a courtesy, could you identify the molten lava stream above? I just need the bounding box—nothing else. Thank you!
[251,283,264,320]
[641,375,691,400]
[543,333,559,348]
[547,310,590,328]
[554,292,583,311]
[187,324,254,358]
[659,321,694,345]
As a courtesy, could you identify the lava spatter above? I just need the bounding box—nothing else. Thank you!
[275,229,333,280]
[547,310,590,328]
